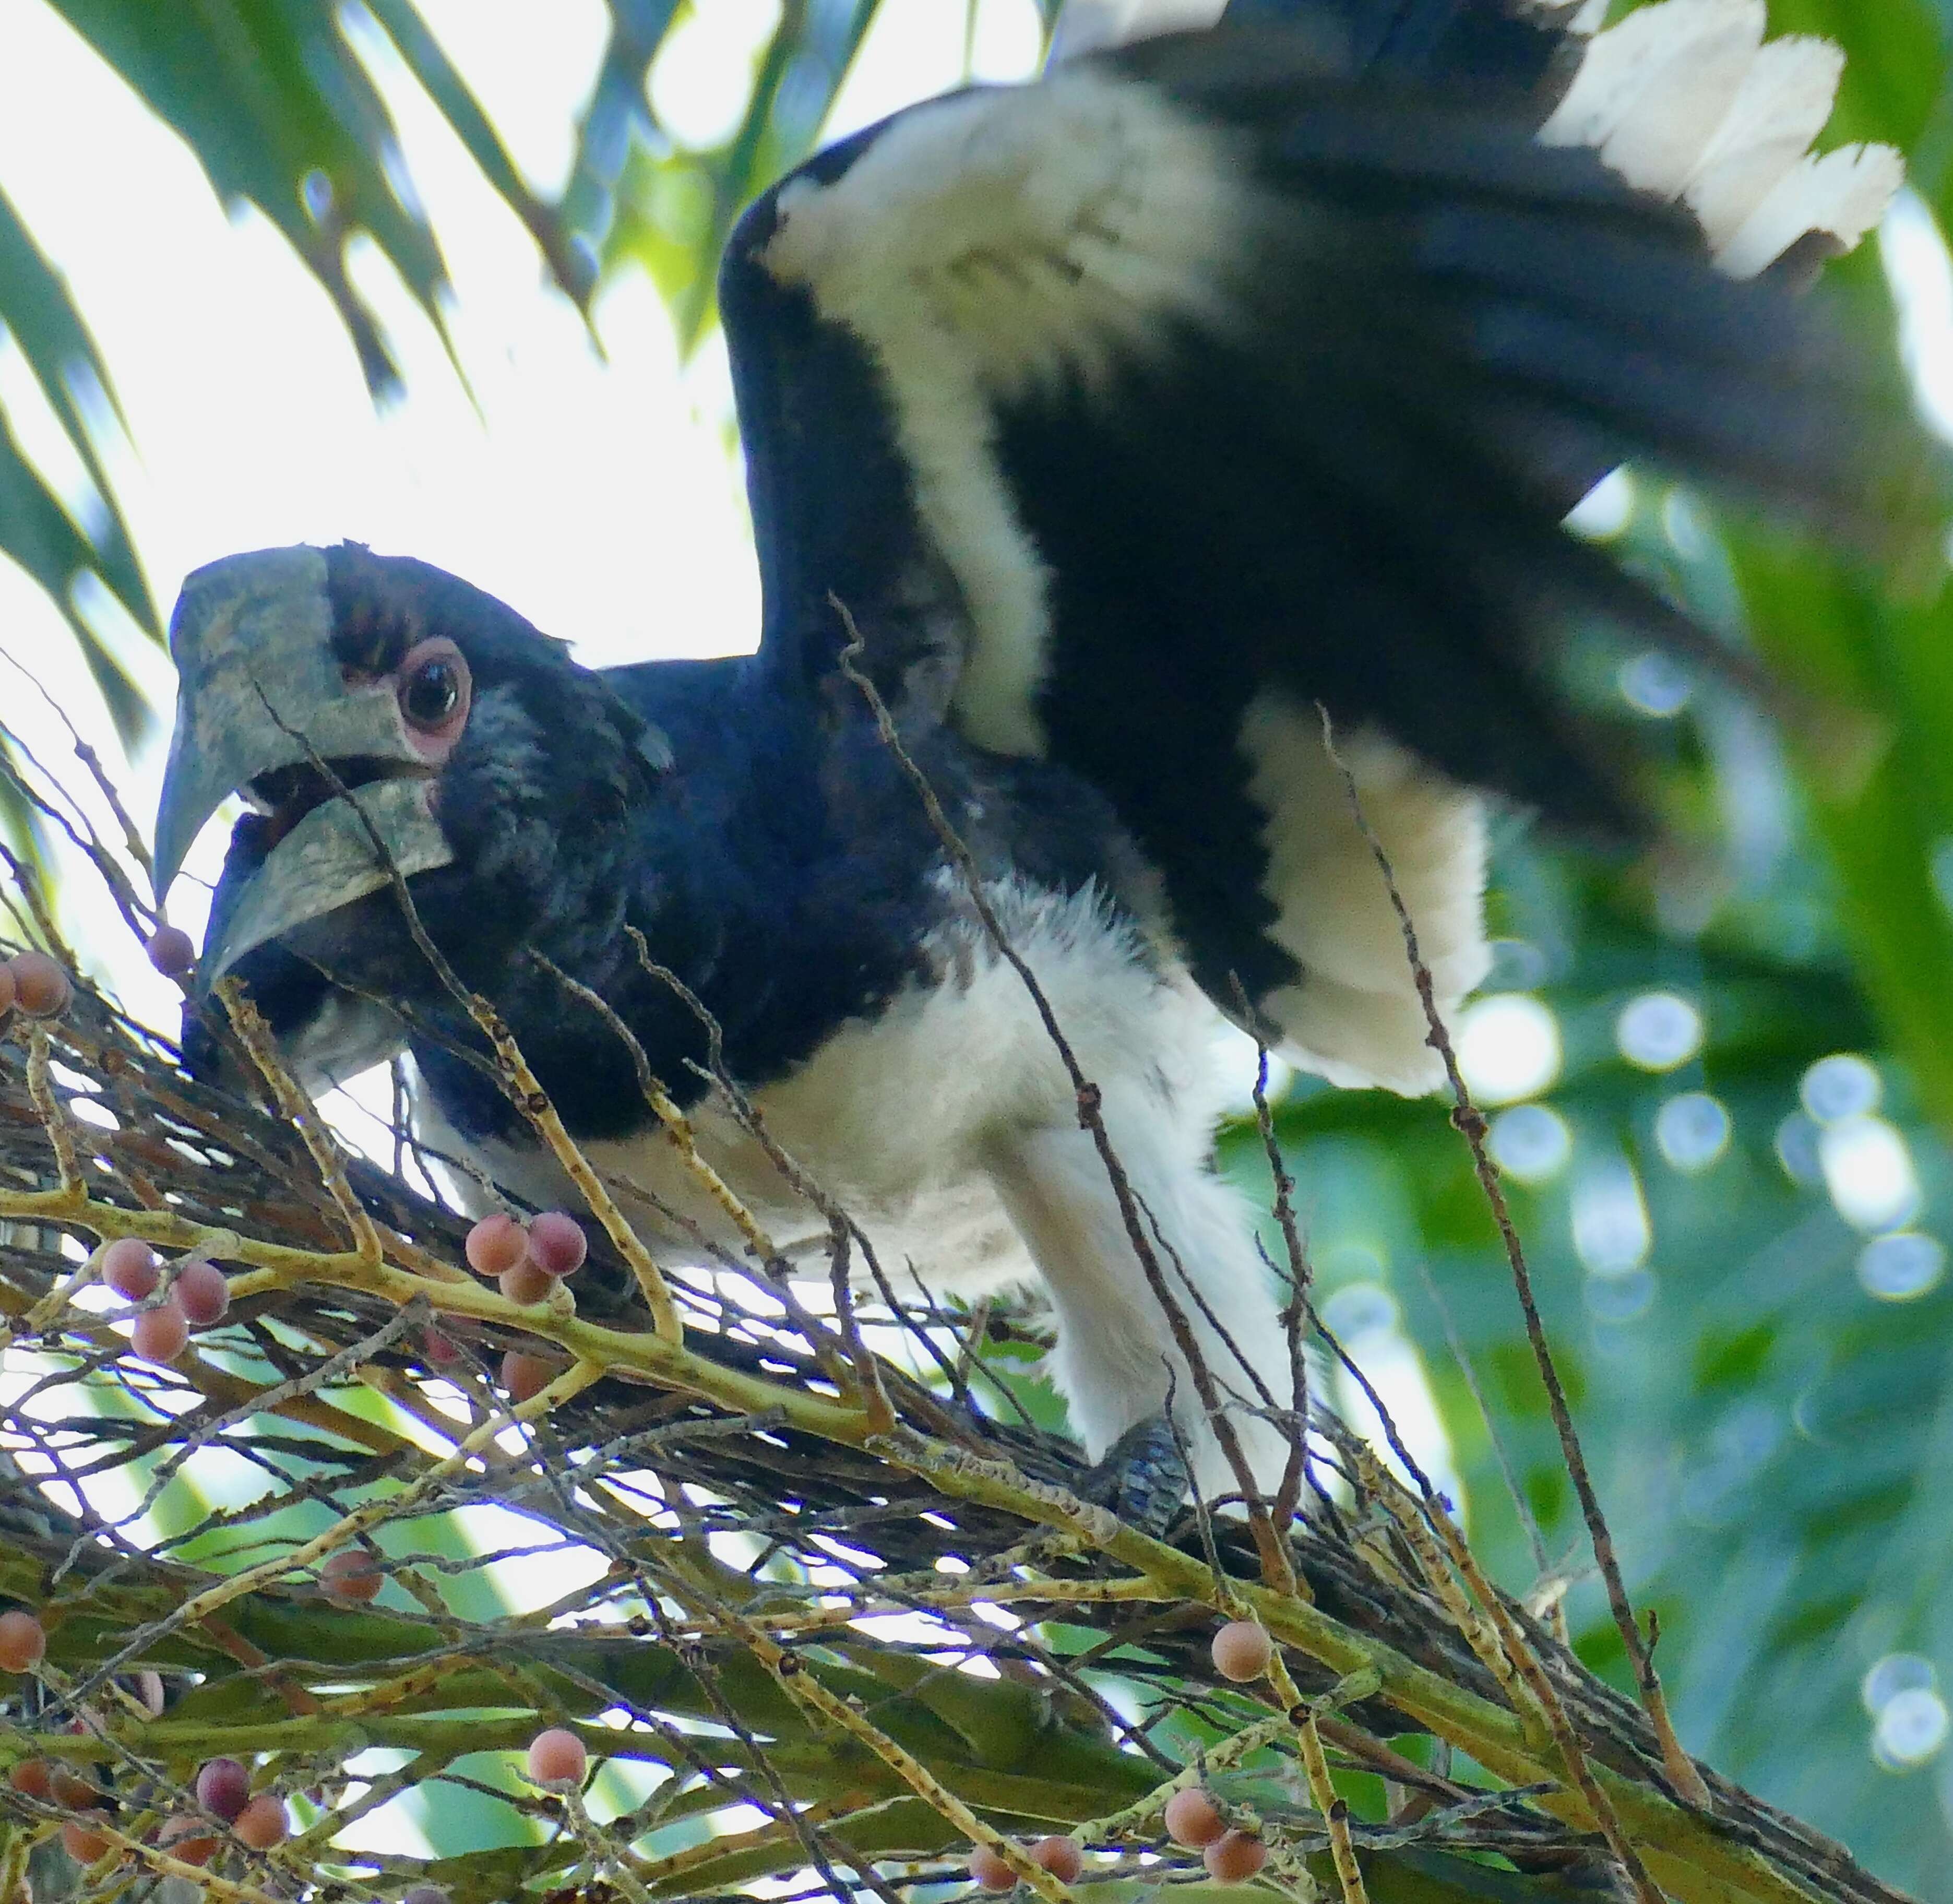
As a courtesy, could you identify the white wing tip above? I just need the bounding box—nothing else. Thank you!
[1541,0,1901,277]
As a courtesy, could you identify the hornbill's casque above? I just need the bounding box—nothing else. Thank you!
[155,0,1934,1496]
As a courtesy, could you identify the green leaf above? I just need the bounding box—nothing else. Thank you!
[609,0,884,349]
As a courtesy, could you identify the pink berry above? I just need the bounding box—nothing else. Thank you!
[1204,1830,1267,1884]
[319,1549,384,1606]
[158,1815,218,1865]
[526,1211,587,1278]
[9,951,69,1018]
[195,1757,249,1823]
[146,927,195,979]
[101,1238,159,1302]
[502,1351,555,1403]
[61,1812,112,1864]
[232,1792,287,1849]
[172,1259,229,1328]
[1210,1619,1272,1683]
[1031,1835,1083,1882]
[422,1326,460,1367]
[8,1758,51,1801]
[465,1213,527,1278]
[0,1610,46,1673]
[1164,1787,1226,1848]
[131,1300,189,1365]
[968,1844,1016,1891]
[525,1727,587,1786]
[497,1259,554,1307]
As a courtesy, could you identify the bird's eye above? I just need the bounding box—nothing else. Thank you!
[395,638,471,745]
[403,659,459,727]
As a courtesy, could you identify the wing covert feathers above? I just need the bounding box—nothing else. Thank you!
[731,2,1932,1093]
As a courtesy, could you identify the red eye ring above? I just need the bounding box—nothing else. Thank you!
[396,637,471,757]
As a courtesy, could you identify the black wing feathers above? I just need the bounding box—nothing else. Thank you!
[719,6,1936,1081]
[1229,0,1575,100]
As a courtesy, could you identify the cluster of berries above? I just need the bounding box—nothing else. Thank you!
[966,1622,1276,1891]
[2,1614,296,1870]
[3,1605,584,1889]
[457,1209,587,1399]
[100,1238,229,1365]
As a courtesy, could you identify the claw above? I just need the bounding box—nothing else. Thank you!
[1081,1411,1190,1539]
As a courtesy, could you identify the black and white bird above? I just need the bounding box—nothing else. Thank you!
[156,0,1928,1495]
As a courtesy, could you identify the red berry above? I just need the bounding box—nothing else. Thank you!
[1210,1619,1272,1683]
[7,1758,51,1802]
[319,1549,384,1606]
[61,1812,112,1864]
[146,927,196,979]
[502,1350,556,1403]
[0,1610,46,1672]
[422,1326,460,1366]
[158,1815,218,1865]
[1164,1786,1226,1848]
[9,952,70,1018]
[498,1259,554,1306]
[232,1792,287,1849]
[525,1727,587,1785]
[131,1300,189,1365]
[526,1211,587,1278]
[1031,1835,1083,1882]
[465,1213,527,1278]
[101,1238,159,1302]
[195,1756,249,1823]
[173,1258,229,1328]
[967,1844,1017,1891]
[1204,1831,1267,1883]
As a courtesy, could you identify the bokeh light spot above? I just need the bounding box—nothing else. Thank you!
[1654,1092,1729,1172]
[1616,992,1702,1070]
[1457,994,1561,1105]
[1863,1652,1936,1716]
[1490,1104,1572,1183]
[1618,652,1693,718]
[1856,1232,1945,1302]
[1819,1116,1921,1232]
[1873,1688,1949,1770]
[1801,1053,1881,1123]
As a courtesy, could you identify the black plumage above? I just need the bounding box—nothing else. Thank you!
[159,0,1937,1493]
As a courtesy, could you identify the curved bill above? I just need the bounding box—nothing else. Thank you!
[156,544,458,983]
[199,776,452,982]
[155,545,432,899]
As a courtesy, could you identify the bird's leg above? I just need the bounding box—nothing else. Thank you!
[983,1088,1299,1507]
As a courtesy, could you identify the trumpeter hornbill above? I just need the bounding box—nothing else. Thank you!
[156,0,1935,1498]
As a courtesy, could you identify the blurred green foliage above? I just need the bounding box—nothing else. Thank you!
[2,0,1952,1892]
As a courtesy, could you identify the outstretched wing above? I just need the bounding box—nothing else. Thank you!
[717,0,1928,1091]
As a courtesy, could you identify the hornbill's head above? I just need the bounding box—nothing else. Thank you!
[157,542,665,1082]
